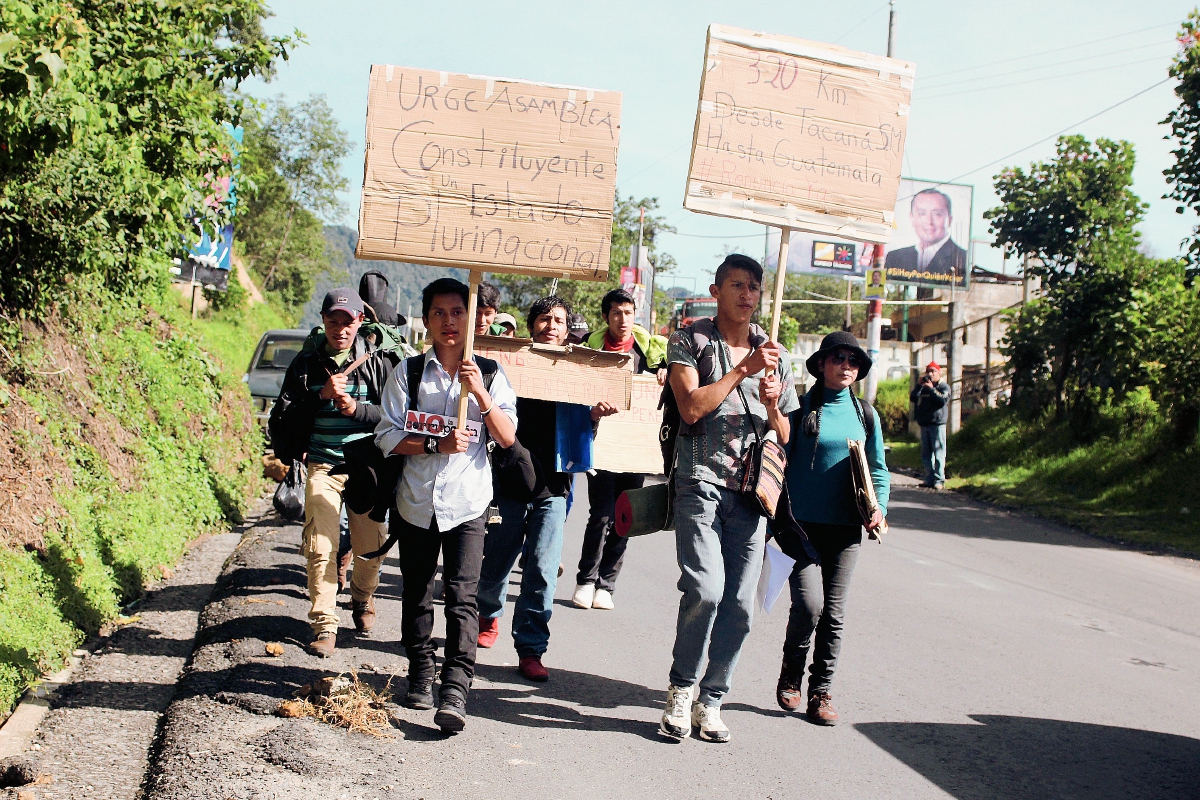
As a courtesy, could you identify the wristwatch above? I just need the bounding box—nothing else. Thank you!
[424,436,440,455]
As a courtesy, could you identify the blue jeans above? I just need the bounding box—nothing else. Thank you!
[920,423,947,485]
[477,495,568,658]
[669,476,766,706]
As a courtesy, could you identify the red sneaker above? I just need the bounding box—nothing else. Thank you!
[477,616,500,648]
[518,655,549,682]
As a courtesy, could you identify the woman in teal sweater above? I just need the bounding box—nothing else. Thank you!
[777,331,889,726]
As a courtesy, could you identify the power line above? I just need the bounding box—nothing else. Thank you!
[919,54,1172,101]
[918,40,1172,92]
[834,0,890,44]
[918,20,1177,80]
[619,141,691,186]
[912,76,1174,195]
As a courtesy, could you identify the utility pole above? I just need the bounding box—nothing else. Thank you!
[863,1,896,404]
[887,0,897,56]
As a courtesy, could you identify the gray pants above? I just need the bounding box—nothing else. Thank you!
[669,476,765,706]
[920,423,947,485]
[783,522,862,695]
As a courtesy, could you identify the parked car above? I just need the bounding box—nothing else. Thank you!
[244,329,309,426]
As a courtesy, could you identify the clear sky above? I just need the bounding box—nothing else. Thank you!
[246,0,1199,288]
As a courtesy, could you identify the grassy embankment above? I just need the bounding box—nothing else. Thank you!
[0,282,288,717]
[875,374,1199,556]
[946,409,1200,556]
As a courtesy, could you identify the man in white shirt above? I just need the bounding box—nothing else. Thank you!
[883,188,966,280]
[374,277,518,734]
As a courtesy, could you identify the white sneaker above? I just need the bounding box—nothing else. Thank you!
[571,584,595,609]
[659,684,693,739]
[591,588,615,610]
[691,701,730,743]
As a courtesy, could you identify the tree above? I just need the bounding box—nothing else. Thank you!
[491,194,677,332]
[0,0,297,312]
[1163,9,1200,272]
[987,134,1198,439]
[237,95,350,316]
[985,135,1145,285]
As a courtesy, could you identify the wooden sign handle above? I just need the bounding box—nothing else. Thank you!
[769,227,792,343]
[457,270,482,428]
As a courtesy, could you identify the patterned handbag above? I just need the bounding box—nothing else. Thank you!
[735,381,788,518]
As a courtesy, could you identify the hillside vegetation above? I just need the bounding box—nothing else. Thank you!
[0,1,299,717]
[0,280,279,714]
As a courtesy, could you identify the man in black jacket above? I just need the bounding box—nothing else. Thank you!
[910,361,950,489]
[270,288,400,657]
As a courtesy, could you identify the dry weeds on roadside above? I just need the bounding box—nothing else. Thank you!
[277,671,397,738]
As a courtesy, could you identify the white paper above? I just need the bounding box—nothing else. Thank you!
[757,540,797,614]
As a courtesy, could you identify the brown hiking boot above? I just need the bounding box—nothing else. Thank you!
[776,659,805,712]
[308,631,336,658]
[806,692,839,726]
[337,551,353,592]
[352,597,376,635]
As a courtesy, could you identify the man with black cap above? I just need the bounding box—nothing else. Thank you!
[270,288,400,657]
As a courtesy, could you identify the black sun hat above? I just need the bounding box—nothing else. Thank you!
[805,331,872,378]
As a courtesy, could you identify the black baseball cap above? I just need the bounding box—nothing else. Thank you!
[320,287,364,316]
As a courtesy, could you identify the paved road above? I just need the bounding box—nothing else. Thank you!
[100,475,1200,799]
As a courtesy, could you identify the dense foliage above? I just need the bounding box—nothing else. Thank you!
[1164,9,1200,272]
[0,1,297,717]
[0,0,297,312]
[986,132,1200,444]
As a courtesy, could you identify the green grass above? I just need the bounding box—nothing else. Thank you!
[945,408,1200,556]
[190,300,292,377]
[885,439,922,472]
[0,281,270,718]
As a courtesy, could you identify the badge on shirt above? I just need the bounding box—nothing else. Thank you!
[404,411,482,442]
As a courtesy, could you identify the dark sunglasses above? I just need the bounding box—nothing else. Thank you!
[828,352,863,369]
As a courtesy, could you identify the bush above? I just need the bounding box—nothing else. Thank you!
[874,377,911,437]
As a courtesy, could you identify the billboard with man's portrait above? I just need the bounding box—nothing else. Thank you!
[883,178,973,289]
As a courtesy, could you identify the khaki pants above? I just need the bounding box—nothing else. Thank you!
[302,462,387,635]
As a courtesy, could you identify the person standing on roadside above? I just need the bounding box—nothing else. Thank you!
[776,331,889,726]
[571,288,669,612]
[910,361,949,489]
[374,278,518,733]
[660,254,799,743]
[270,289,399,658]
[476,295,619,682]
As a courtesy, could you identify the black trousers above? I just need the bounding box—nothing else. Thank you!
[398,511,487,699]
[575,470,645,593]
[782,521,862,696]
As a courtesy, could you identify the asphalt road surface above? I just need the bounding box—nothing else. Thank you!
[57,473,1200,800]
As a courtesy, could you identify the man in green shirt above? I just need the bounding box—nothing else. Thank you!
[270,289,399,658]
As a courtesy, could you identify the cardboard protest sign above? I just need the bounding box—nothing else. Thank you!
[357,65,621,279]
[684,25,915,243]
[592,374,664,474]
[473,335,632,409]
